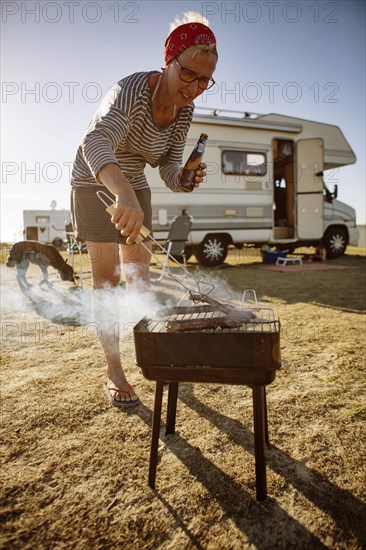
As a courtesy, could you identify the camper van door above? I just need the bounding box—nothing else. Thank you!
[296,138,324,239]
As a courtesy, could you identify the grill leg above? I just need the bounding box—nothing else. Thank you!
[252,385,267,501]
[166,382,179,435]
[264,387,269,448]
[148,381,164,489]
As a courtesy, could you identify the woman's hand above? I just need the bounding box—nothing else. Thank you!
[111,199,144,245]
[193,162,207,188]
[97,164,144,244]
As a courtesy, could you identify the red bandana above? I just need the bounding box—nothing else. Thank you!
[164,22,216,66]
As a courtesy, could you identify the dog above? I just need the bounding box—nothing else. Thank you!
[6,241,76,290]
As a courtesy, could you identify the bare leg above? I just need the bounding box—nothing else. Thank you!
[86,241,139,405]
[121,239,152,293]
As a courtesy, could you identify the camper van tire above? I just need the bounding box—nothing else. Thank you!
[195,235,229,267]
[323,226,348,259]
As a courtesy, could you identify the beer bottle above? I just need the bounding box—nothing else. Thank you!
[179,133,208,192]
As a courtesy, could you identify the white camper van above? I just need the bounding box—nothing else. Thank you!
[146,109,358,266]
[23,208,71,248]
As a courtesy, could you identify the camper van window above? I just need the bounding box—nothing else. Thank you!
[222,151,266,176]
[36,216,50,223]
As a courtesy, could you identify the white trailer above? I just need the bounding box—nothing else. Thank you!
[146,108,358,265]
[23,208,71,247]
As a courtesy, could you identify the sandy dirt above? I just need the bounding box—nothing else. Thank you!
[1,245,365,549]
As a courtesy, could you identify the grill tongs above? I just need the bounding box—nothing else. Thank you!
[97,191,214,300]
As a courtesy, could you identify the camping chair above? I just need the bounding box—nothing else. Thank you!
[65,222,84,287]
[154,214,193,282]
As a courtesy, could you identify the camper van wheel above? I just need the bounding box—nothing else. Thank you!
[323,227,348,258]
[195,236,228,267]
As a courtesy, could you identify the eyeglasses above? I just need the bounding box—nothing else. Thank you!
[174,58,216,90]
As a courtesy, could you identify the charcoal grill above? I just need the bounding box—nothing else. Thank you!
[134,303,281,501]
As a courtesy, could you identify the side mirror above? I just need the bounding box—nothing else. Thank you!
[333,184,338,199]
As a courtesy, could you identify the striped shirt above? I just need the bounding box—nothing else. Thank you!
[71,71,194,192]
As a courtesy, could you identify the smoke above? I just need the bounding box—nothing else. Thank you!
[1,262,174,344]
[1,259,261,353]
[90,282,165,344]
[172,268,261,309]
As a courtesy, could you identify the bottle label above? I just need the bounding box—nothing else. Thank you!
[197,143,204,153]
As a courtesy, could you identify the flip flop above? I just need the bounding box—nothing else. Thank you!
[104,383,140,409]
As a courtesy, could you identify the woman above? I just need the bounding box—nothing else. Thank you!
[70,12,218,408]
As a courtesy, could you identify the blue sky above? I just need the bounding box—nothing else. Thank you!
[1,0,365,241]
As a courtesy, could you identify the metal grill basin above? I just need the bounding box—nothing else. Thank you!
[134,306,281,385]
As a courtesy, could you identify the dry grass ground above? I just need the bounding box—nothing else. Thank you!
[1,244,365,549]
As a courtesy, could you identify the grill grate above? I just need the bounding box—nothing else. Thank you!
[139,305,279,334]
